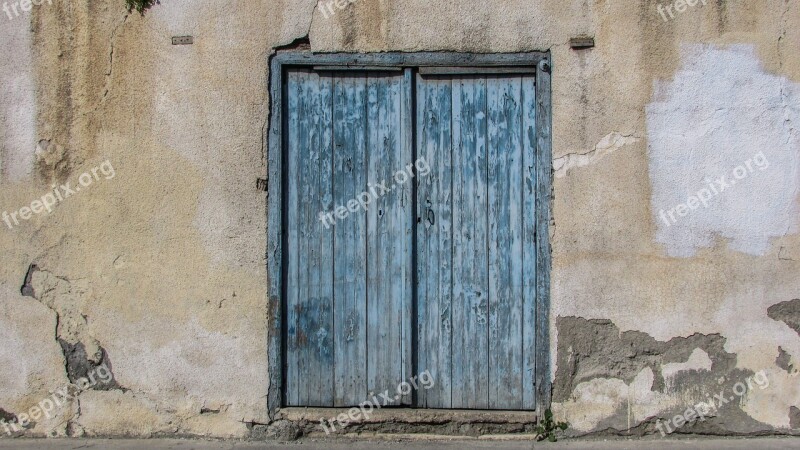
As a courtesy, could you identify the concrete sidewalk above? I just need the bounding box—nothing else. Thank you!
[0,437,798,449]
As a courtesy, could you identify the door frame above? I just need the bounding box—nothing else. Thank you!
[265,51,553,419]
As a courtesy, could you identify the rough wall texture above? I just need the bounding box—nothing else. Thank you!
[0,0,798,439]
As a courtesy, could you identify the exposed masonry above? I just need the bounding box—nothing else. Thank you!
[767,299,800,336]
[58,340,124,391]
[555,317,778,436]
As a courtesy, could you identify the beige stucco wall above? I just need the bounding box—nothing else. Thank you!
[0,0,798,438]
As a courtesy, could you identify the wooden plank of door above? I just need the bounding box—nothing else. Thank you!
[286,70,336,406]
[450,76,490,409]
[487,76,524,409]
[307,71,336,406]
[285,70,302,407]
[521,75,538,410]
[366,72,412,404]
[400,69,414,406]
[333,75,369,406]
[416,75,454,408]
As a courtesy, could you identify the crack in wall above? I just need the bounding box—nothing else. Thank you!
[779,247,796,261]
[263,33,312,167]
[103,13,130,102]
[553,132,639,178]
[18,264,126,436]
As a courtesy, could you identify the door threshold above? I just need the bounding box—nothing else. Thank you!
[274,407,538,438]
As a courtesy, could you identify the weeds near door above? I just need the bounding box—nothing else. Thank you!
[125,0,157,14]
[534,409,568,442]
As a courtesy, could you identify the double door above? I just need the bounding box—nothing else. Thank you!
[283,67,540,410]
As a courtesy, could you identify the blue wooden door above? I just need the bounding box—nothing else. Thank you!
[284,69,537,410]
[416,74,538,410]
[284,69,414,407]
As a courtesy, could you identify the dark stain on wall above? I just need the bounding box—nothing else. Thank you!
[58,340,125,391]
[776,346,794,373]
[767,299,800,336]
[790,406,800,430]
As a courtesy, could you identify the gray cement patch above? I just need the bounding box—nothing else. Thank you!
[768,300,800,336]
[554,317,736,401]
[554,317,779,436]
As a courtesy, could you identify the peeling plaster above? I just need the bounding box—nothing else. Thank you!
[553,317,737,402]
[553,132,639,178]
[553,317,783,434]
[30,268,100,351]
[0,283,70,436]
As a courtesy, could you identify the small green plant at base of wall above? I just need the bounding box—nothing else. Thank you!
[126,0,157,14]
[534,409,569,442]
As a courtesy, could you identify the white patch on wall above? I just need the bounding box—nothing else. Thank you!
[646,44,800,257]
[0,13,37,182]
[552,368,682,432]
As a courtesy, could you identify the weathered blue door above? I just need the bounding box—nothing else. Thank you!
[415,74,538,410]
[284,69,538,410]
[284,69,414,407]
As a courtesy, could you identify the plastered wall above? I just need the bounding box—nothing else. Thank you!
[0,0,798,438]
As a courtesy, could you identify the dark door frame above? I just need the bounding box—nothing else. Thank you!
[265,51,553,419]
